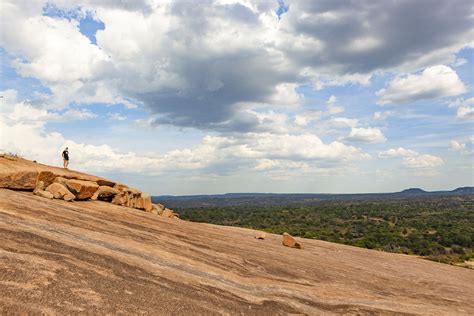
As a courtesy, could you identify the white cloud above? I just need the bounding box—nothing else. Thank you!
[326,95,344,115]
[373,111,395,120]
[448,97,474,121]
[378,147,418,158]
[379,147,444,169]
[346,127,386,143]
[329,117,359,128]
[450,139,473,156]
[403,155,444,169]
[376,65,466,105]
[450,140,466,151]
[2,1,472,132]
[108,112,127,121]
[1,89,370,177]
[1,89,96,123]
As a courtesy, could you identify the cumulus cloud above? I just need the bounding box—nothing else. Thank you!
[279,1,474,76]
[448,97,474,121]
[325,95,345,115]
[379,147,444,169]
[450,140,466,152]
[376,65,466,105]
[329,117,359,128]
[1,0,473,132]
[345,127,386,143]
[450,139,473,155]
[1,89,370,177]
[1,89,96,124]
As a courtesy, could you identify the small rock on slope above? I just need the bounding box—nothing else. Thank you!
[282,232,303,249]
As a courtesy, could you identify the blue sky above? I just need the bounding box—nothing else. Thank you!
[0,0,473,195]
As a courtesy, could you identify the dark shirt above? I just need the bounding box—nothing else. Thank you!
[62,150,69,160]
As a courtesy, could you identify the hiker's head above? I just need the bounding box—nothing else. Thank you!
[65,147,68,150]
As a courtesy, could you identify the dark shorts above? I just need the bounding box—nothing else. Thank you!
[64,156,69,161]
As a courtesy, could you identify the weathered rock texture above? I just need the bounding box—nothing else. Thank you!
[91,186,120,201]
[0,156,177,218]
[282,232,303,249]
[45,182,75,201]
[0,189,473,315]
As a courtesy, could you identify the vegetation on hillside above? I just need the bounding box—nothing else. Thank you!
[171,196,474,266]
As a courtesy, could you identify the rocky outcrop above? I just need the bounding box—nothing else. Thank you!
[161,208,179,219]
[33,181,54,199]
[91,186,120,201]
[0,171,38,190]
[282,232,303,249]
[61,178,99,200]
[45,183,75,201]
[0,156,178,217]
[255,231,266,240]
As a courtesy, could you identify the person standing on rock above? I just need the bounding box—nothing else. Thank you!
[62,147,69,168]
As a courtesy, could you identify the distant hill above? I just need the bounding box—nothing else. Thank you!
[399,188,427,194]
[153,187,474,208]
[452,187,474,194]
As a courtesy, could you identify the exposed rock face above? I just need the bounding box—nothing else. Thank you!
[37,171,57,188]
[33,189,54,199]
[1,156,178,216]
[111,192,127,205]
[161,208,179,219]
[96,179,116,187]
[138,193,153,212]
[1,189,473,315]
[0,171,37,190]
[91,186,120,201]
[61,179,99,200]
[45,183,75,201]
[282,232,303,249]
[33,181,53,199]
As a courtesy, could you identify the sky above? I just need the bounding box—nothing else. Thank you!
[0,0,473,195]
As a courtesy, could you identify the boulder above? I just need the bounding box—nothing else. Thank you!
[62,179,99,200]
[154,203,165,212]
[33,189,54,199]
[151,204,164,215]
[255,231,266,240]
[282,232,302,249]
[34,180,46,192]
[96,179,116,187]
[138,193,153,212]
[129,196,138,208]
[0,171,38,190]
[45,182,75,201]
[54,177,68,185]
[161,208,179,219]
[36,171,57,188]
[91,185,120,201]
[111,192,127,205]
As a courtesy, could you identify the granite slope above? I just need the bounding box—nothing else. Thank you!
[1,161,474,314]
